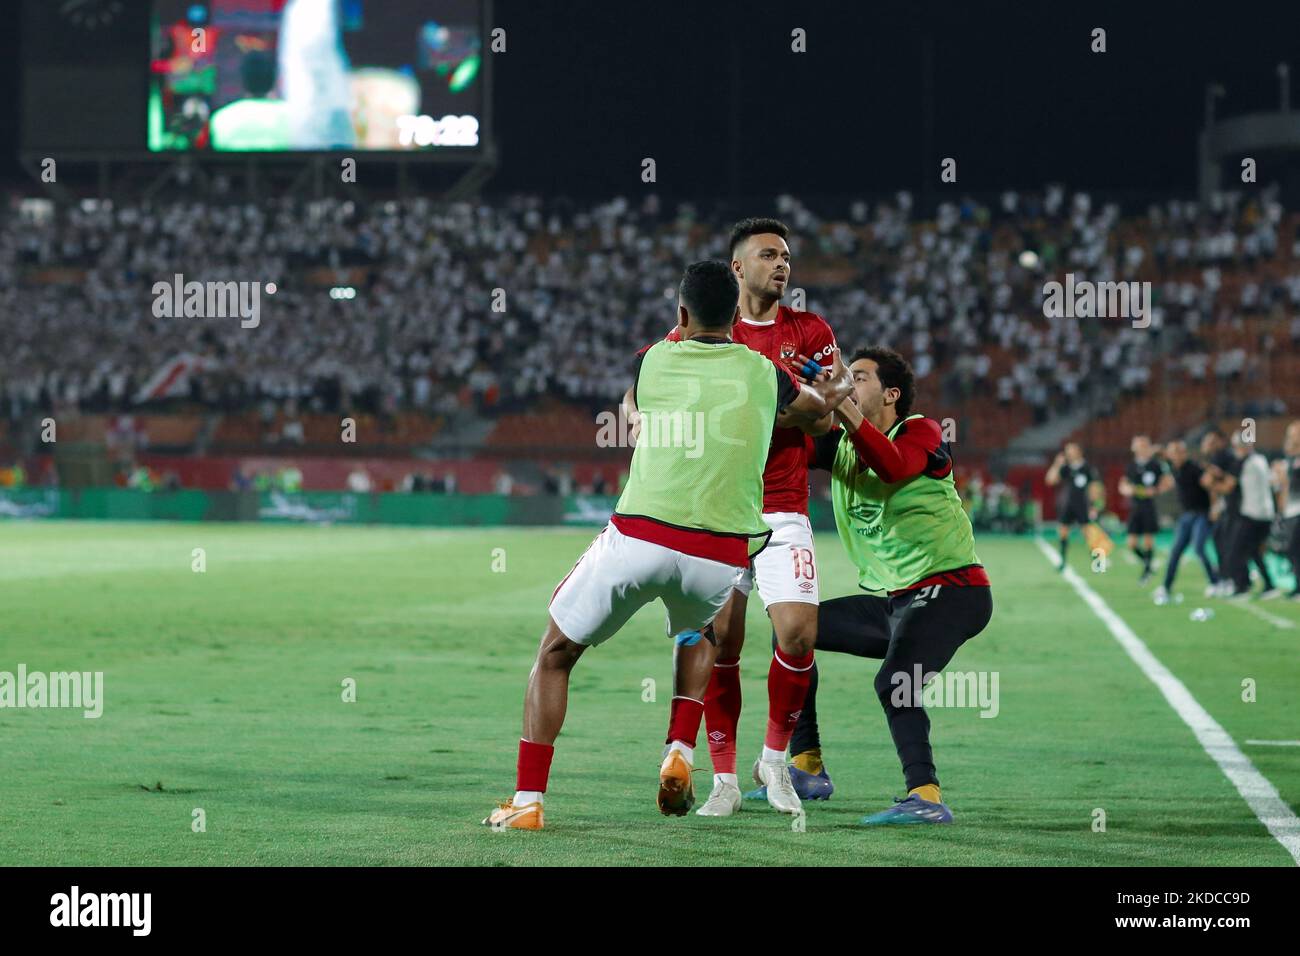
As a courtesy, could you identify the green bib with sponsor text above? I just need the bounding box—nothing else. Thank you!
[831,413,979,592]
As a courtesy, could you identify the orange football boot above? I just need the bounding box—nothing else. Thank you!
[483,799,544,830]
[657,749,695,816]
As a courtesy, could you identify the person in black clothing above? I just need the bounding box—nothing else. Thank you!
[1119,435,1172,586]
[1154,439,1218,603]
[1202,428,1244,597]
[1044,442,1102,572]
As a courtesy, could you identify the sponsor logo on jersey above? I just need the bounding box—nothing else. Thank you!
[811,342,838,363]
[848,499,885,536]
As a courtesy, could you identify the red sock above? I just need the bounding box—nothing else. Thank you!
[516,738,554,793]
[703,657,742,774]
[765,648,814,752]
[666,696,705,748]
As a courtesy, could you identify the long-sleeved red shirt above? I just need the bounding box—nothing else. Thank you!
[838,416,951,483]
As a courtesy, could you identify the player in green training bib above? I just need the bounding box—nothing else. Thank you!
[777,346,993,824]
[484,261,852,831]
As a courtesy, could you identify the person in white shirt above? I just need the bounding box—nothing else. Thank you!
[1226,431,1279,600]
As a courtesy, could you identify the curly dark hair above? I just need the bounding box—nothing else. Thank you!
[850,346,915,418]
[728,217,789,260]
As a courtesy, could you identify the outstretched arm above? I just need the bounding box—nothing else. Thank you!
[779,352,854,423]
[833,413,944,483]
[777,352,845,435]
[777,407,836,435]
[1045,453,1065,486]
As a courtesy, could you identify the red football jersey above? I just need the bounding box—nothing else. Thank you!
[665,307,838,514]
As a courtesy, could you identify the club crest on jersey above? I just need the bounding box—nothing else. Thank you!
[780,342,798,361]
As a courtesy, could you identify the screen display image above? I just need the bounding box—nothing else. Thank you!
[148,0,484,152]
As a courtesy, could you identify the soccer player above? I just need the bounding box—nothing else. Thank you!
[1118,435,1171,585]
[484,261,851,830]
[768,346,992,824]
[1201,428,1239,597]
[1224,430,1279,600]
[209,51,292,151]
[1154,439,1219,604]
[1044,442,1102,572]
[630,218,842,818]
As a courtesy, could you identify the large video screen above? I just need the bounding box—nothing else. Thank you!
[149,0,485,152]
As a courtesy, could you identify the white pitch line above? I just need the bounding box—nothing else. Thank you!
[1246,740,1300,747]
[1036,539,1300,865]
[1219,599,1297,630]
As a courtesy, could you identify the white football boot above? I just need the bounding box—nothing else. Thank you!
[754,756,803,814]
[695,776,742,817]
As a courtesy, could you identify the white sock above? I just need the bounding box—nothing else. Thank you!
[715,772,738,788]
[667,740,694,764]
[762,746,786,763]
[513,790,544,807]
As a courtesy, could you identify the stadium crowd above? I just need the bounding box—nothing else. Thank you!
[3,185,1299,432]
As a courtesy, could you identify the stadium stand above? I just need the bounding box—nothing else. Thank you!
[3,187,1296,512]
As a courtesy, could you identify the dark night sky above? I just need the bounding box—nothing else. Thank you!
[483,0,1299,200]
[1,1,1297,199]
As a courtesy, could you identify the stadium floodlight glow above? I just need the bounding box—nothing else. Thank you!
[329,287,357,300]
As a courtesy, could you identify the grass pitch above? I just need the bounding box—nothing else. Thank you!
[0,521,1296,866]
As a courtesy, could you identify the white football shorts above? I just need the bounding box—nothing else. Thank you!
[549,522,747,646]
[734,511,819,607]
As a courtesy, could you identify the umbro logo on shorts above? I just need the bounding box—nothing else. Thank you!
[708,731,726,743]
